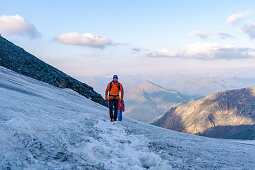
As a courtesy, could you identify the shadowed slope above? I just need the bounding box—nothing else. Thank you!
[0,35,106,106]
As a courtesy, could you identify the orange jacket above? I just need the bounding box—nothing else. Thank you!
[105,82,124,100]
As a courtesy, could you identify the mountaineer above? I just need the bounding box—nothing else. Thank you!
[105,75,124,122]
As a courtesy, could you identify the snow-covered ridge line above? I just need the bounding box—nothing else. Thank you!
[0,66,254,169]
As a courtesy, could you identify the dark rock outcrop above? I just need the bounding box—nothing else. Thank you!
[0,35,107,106]
[153,87,255,140]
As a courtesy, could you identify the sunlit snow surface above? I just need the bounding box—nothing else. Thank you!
[0,66,254,170]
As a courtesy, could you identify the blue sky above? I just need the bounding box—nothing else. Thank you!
[1,0,255,78]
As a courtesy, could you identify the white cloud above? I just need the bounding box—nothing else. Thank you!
[180,43,222,58]
[248,50,255,57]
[215,32,233,39]
[146,42,255,59]
[147,49,177,58]
[55,32,117,48]
[188,30,232,39]
[84,52,99,57]
[132,47,150,52]
[188,31,211,39]
[242,24,255,39]
[180,43,255,59]
[0,14,40,39]
[226,11,253,25]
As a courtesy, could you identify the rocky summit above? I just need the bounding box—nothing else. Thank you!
[0,35,107,106]
[125,80,195,122]
[153,87,255,140]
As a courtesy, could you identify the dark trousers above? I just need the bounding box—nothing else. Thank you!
[108,99,118,120]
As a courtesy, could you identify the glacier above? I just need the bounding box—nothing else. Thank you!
[0,66,254,170]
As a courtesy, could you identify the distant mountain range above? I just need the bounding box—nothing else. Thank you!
[171,76,249,97]
[153,87,255,140]
[124,81,196,122]
[0,35,106,106]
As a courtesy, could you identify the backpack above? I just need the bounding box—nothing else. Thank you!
[109,82,120,91]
